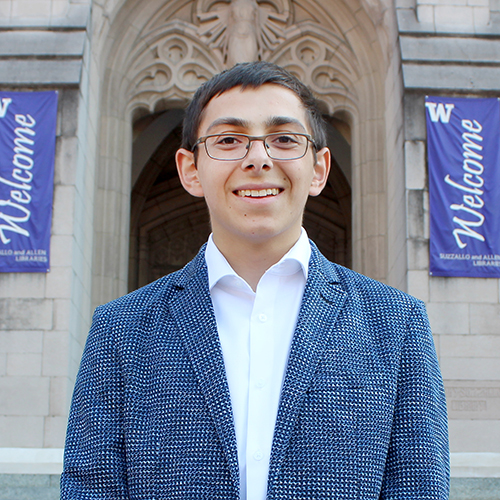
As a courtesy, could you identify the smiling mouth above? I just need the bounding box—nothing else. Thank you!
[235,188,281,198]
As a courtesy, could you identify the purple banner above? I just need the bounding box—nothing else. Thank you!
[427,96,500,277]
[0,91,57,273]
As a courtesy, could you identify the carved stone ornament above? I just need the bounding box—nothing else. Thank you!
[127,22,223,113]
[126,3,359,117]
[196,0,291,66]
[270,24,359,114]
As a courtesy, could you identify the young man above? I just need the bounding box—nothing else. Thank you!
[61,62,449,499]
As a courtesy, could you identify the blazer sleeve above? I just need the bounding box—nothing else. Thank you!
[380,300,450,499]
[60,304,129,500]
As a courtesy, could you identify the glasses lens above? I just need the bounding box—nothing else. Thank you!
[265,133,308,160]
[205,135,249,160]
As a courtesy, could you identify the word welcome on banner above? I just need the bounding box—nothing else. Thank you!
[427,96,500,278]
[0,91,57,273]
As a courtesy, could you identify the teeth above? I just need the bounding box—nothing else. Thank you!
[236,188,280,197]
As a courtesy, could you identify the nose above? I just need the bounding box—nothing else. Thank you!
[241,138,272,171]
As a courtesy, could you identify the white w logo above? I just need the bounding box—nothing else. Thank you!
[425,102,455,124]
[0,98,12,118]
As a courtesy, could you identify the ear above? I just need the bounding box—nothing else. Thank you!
[309,147,331,196]
[176,148,204,198]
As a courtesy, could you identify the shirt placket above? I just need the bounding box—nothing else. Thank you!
[245,274,278,500]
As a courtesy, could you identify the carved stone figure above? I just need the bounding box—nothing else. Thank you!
[197,0,289,66]
[226,0,259,66]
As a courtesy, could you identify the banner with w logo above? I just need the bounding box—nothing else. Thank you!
[426,96,500,277]
[0,91,57,273]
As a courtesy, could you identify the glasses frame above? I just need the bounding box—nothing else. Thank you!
[192,132,317,161]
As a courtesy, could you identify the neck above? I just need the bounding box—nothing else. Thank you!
[212,230,301,291]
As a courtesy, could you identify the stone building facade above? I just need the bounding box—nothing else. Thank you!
[0,0,499,498]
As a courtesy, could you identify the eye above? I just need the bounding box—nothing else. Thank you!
[213,135,244,147]
[268,134,300,148]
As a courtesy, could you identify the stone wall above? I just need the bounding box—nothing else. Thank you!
[0,86,87,451]
[0,0,97,482]
[397,0,500,486]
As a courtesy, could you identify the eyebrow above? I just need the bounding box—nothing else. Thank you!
[265,116,307,132]
[206,117,250,133]
[205,116,308,134]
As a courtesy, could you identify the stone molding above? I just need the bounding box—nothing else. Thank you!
[396,7,500,36]
[0,3,89,28]
[403,64,500,92]
[451,453,500,478]
[400,35,500,64]
[0,30,86,57]
[0,30,86,86]
[0,448,63,475]
[0,60,83,86]
[399,34,500,91]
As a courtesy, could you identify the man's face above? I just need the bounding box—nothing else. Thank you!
[176,84,330,248]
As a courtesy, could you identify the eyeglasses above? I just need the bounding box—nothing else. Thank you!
[192,133,316,161]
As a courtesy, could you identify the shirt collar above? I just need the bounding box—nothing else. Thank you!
[205,228,311,290]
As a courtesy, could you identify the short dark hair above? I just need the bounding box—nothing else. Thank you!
[181,61,327,151]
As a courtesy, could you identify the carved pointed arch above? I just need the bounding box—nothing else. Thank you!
[91,0,400,307]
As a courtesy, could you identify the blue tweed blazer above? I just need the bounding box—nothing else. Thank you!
[61,244,449,499]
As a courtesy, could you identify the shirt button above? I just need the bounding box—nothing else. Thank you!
[253,450,263,461]
[258,313,267,322]
[255,379,265,389]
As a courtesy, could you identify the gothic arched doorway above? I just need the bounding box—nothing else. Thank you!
[92,0,396,307]
[129,110,351,291]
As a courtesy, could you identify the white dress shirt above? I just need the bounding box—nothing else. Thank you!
[205,229,310,500]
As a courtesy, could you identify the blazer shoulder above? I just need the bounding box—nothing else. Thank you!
[312,246,422,316]
[96,249,206,320]
[340,264,417,305]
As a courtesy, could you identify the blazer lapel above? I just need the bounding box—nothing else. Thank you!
[267,246,347,495]
[167,252,239,495]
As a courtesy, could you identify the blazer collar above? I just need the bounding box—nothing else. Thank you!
[267,242,347,495]
[171,239,340,289]
[167,249,240,496]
